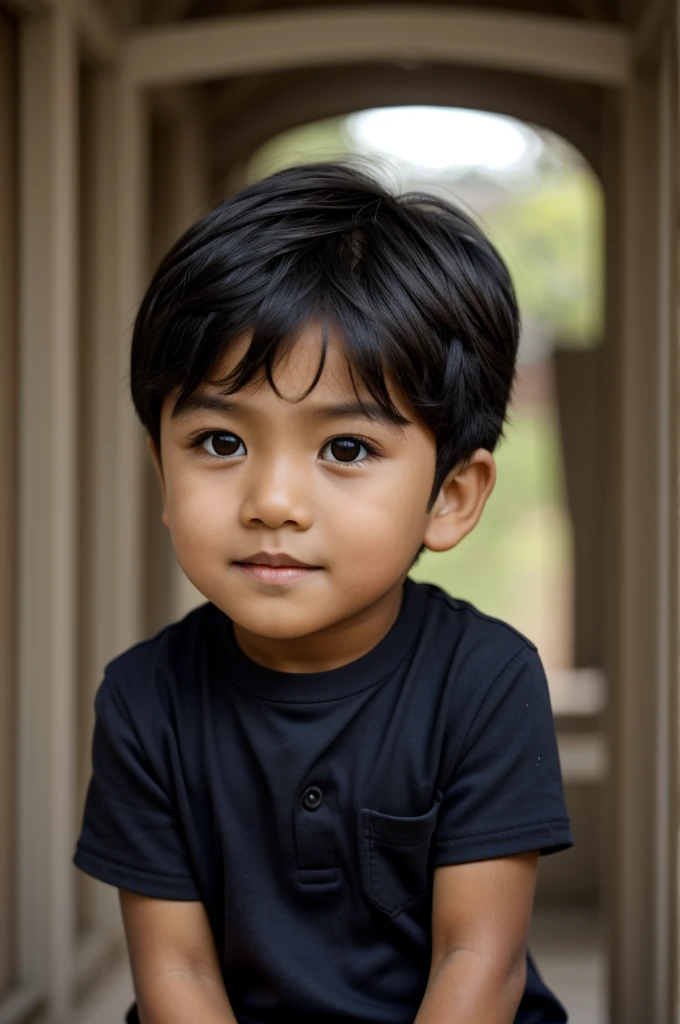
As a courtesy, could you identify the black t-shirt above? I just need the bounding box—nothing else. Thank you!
[74,577,574,1024]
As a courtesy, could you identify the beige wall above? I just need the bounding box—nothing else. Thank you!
[0,7,17,1001]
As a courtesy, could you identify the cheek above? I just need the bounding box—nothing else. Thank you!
[326,465,430,553]
[165,472,236,551]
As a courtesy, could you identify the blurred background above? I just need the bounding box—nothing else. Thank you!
[0,2,677,1023]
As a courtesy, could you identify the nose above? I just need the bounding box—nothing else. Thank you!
[238,452,314,530]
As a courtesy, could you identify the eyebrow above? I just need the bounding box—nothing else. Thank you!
[171,392,412,429]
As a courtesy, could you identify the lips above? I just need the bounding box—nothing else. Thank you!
[234,551,320,569]
[234,556,322,586]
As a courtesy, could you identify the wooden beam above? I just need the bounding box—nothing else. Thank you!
[10,0,122,64]
[0,10,18,1005]
[76,65,131,942]
[2,0,50,15]
[632,0,668,60]
[64,0,120,66]
[601,28,678,1023]
[567,0,612,19]
[112,72,149,652]
[124,6,631,88]
[148,0,193,28]
[18,8,79,1017]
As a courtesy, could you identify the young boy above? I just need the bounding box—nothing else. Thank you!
[74,161,574,1024]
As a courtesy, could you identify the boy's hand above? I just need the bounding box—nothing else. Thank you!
[119,889,238,1024]
[413,851,539,1024]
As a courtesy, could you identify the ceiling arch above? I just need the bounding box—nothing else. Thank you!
[125,6,630,86]
[205,62,605,184]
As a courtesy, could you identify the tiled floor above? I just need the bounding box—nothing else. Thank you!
[530,904,606,1024]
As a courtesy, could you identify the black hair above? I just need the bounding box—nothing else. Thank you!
[130,160,520,563]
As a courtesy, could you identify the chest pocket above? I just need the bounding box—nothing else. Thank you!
[358,789,443,918]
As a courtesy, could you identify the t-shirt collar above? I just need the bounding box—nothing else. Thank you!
[212,576,429,702]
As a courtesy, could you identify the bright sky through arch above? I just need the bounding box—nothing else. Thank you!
[347,106,543,177]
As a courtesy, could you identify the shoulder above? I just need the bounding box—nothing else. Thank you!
[411,581,547,736]
[98,601,217,717]
[427,584,537,649]
[414,587,559,768]
[416,579,538,663]
[91,602,221,774]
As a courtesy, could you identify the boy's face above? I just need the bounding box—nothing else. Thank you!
[151,323,495,669]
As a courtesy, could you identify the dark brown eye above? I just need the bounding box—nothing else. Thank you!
[325,438,365,463]
[202,432,244,458]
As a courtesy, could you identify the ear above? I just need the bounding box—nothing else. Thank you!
[422,449,496,554]
[146,434,170,529]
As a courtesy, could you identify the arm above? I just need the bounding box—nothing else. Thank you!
[414,851,539,1024]
[119,889,238,1024]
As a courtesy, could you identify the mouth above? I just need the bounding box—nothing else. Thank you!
[234,551,321,569]
[233,561,323,586]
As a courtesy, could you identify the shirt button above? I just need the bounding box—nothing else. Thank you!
[301,785,323,811]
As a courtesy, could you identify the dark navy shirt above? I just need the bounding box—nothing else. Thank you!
[74,577,574,1023]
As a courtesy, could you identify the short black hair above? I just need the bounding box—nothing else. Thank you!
[131,160,520,559]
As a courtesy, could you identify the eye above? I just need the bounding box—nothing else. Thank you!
[200,431,245,459]
[321,436,380,464]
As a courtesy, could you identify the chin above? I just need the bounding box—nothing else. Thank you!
[237,613,328,642]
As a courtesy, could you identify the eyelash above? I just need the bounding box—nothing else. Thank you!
[186,429,383,466]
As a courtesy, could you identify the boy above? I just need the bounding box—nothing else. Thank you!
[74,161,574,1024]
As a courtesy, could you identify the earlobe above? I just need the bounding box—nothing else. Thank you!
[146,434,170,528]
[422,450,496,554]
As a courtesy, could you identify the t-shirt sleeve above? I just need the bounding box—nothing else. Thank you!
[73,669,200,900]
[432,644,574,866]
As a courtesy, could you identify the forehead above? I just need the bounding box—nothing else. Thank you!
[166,322,413,426]
[213,323,362,400]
